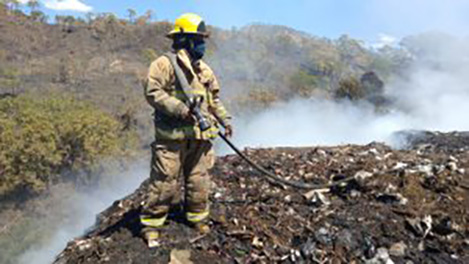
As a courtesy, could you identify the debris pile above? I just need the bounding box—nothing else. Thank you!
[54,131,469,263]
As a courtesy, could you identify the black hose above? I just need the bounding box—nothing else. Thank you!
[218,132,357,190]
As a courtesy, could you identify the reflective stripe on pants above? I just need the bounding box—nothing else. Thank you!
[140,214,168,228]
[186,209,209,223]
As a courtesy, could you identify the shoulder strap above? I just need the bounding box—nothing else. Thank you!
[164,52,212,132]
[164,52,191,102]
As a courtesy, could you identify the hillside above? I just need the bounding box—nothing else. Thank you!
[54,131,469,264]
[0,2,408,203]
[1,3,463,264]
[0,4,408,116]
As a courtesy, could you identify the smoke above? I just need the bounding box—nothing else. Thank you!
[229,99,411,150]
[217,32,469,152]
[17,161,148,264]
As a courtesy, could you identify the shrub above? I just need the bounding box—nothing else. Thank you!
[141,48,158,64]
[288,70,320,97]
[334,76,364,101]
[0,94,138,198]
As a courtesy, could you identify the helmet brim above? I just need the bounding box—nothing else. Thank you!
[166,31,210,39]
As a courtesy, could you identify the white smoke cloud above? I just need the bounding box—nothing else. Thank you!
[44,0,92,12]
[228,99,411,151]
[226,33,469,152]
[17,162,148,264]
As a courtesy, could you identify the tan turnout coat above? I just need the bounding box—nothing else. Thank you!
[144,49,231,141]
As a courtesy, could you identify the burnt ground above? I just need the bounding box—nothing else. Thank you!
[54,131,469,264]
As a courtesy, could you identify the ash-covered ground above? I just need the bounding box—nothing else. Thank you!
[54,131,469,264]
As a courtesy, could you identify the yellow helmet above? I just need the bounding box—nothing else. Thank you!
[167,13,209,38]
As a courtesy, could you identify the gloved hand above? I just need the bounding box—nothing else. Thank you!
[181,106,195,123]
[188,96,203,113]
[224,124,233,138]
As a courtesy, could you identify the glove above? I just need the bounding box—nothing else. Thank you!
[188,96,203,113]
[224,124,233,138]
[181,106,195,123]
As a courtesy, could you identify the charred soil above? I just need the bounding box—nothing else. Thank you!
[55,131,469,264]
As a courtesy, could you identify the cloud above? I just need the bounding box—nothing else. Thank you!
[371,33,399,49]
[44,0,92,13]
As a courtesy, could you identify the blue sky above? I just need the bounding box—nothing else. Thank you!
[17,0,469,44]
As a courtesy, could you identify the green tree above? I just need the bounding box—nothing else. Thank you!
[2,0,19,12]
[30,10,47,23]
[63,15,76,25]
[85,12,95,23]
[289,70,320,98]
[55,15,65,25]
[10,0,19,10]
[55,15,75,26]
[335,75,364,101]
[26,0,39,13]
[145,9,154,22]
[127,8,137,23]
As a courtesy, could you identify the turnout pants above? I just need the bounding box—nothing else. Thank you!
[140,139,215,228]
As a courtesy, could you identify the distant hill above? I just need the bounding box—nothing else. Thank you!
[0,4,410,117]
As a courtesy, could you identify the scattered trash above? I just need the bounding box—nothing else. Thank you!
[365,247,395,264]
[389,241,407,257]
[405,216,432,238]
[53,131,469,263]
[304,189,330,207]
[376,192,408,205]
[169,249,193,264]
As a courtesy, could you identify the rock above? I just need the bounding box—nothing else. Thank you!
[252,236,264,249]
[447,162,458,172]
[365,247,395,264]
[376,193,408,205]
[169,249,193,264]
[432,216,454,236]
[305,190,330,207]
[300,238,316,258]
[363,236,376,259]
[76,239,92,251]
[449,156,458,162]
[389,242,407,257]
[416,164,433,176]
[315,227,333,246]
[392,162,408,170]
[405,215,432,237]
[335,229,356,249]
[354,171,373,181]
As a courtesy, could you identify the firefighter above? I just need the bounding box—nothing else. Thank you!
[141,13,233,247]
